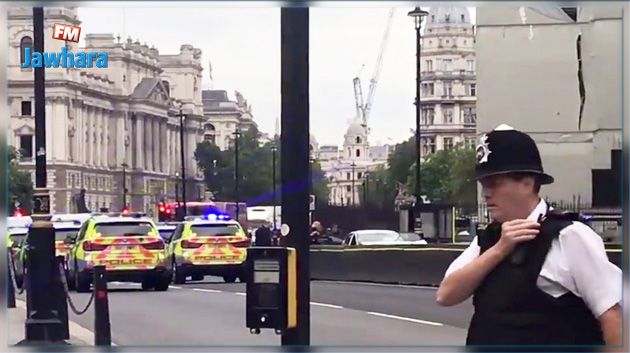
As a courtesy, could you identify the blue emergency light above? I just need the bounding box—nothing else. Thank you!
[204,213,231,221]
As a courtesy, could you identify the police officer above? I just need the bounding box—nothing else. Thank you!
[436,124,622,349]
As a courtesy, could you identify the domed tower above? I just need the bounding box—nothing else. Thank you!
[419,6,477,159]
[343,118,370,161]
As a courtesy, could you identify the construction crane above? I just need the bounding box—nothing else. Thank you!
[353,8,396,131]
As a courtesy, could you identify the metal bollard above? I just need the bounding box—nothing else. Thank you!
[23,219,65,343]
[54,256,70,340]
[7,249,16,308]
[93,266,111,346]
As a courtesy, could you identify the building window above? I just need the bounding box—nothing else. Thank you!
[21,101,31,116]
[461,14,465,22]
[346,172,350,180]
[445,14,450,23]
[443,81,453,96]
[463,107,477,124]
[442,59,452,72]
[355,136,361,144]
[467,60,475,72]
[423,137,436,155]
[356,149,361,157]
[465,137,476,149]
[431,15,435,22]
[204,134,216,144]
[425,60,433,72]
[346,185,351,192]
[20,36,33,66]
[19,135,33,158]
[422,83,434,96]
[469,83,476,96]
[422,108,435,125]
[444,137,454,150]
[444,107,454,124]
[357,172,362,179]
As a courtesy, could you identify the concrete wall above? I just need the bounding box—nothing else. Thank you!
[476,6,624,205]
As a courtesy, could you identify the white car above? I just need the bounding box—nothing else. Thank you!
[343,230,428,246]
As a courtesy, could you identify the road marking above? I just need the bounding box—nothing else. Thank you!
[310,302,343,309]
[15,300,119,345]
[192,288,222,293]
[366,312,443,327]
[169,285,182,289]
[234,292,246,296]
[315,280,438,290]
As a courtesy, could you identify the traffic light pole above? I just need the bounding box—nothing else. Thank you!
[280,7,310,347]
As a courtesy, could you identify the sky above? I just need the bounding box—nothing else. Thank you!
[77,2,476,147]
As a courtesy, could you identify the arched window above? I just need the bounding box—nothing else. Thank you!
[356,149,361,157]
[20,36,33,66]
[355,136,361,144]
[204,123,215,131]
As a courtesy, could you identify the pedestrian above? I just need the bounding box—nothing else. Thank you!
[436,124,622,350]
[254,222,272,247]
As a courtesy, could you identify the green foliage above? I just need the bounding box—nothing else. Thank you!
[195,128,328,206]
[8,146,33,213]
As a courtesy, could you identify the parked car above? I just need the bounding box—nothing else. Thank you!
[342,230,427,246]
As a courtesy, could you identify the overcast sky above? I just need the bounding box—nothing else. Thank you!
[78,3,476,147]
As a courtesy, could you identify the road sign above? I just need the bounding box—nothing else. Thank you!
[309,195,316,211]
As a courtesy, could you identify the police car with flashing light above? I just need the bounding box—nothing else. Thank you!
[167,213,250,284]
[66,212,171,292]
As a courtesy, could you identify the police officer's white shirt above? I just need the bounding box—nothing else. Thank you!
[445,199,621,318]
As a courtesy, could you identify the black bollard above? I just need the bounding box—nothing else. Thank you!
[54,256,70,340]
[7,249,16,309]
[93,266,111,346]
[22,219,65,343]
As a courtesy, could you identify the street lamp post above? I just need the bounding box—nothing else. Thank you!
[121,162,128,210]
[364,171,370,206]
[175,172,180,206]
[177,108,187,220]
[408,7,429,206]
[271,144,278,230]
[350,162,356,207]
[233,128,241,222]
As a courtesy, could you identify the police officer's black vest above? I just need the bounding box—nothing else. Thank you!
[466,211,604,350]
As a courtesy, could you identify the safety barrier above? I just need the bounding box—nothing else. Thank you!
[7,223,111,346]
[310,243,623,286]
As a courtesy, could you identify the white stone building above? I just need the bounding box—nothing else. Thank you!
[475,6,624,211]
[201,90,257,151]
[420,6,477,158]
[319,119,390,206]
[7,7,215,215]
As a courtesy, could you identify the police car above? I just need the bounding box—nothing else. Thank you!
[7,227,29,288]
[66,213,171,292]
[167,213,250,284]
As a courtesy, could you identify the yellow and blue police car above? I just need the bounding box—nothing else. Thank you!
[167,213,250,284]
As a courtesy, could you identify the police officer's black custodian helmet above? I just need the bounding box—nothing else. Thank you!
[474,124,554,185]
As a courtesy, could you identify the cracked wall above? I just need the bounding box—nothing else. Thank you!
[476,6,624,206]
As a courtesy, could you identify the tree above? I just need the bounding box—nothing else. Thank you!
[386,136,416,185]
[8,146,33,213]
[359,165,395,209]
[409,146,478,213]
[310,159,329,206]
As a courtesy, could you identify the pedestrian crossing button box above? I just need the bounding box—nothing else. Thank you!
[246,247,296,334]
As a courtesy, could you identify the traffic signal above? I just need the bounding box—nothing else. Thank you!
[122,207,130,215]
[13,208,25,217]
[158,202,171,222]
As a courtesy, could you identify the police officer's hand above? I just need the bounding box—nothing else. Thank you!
[495,219,540,256]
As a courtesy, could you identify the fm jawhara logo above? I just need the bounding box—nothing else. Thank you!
[21,23,108,69]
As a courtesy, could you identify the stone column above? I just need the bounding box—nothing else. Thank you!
[153,117,160,173]
[160,120,167,173]
[86,106,93,166]
[145,117,154,172]
[135,113,144,170]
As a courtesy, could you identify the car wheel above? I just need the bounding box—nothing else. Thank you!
[223,275,237,283]
[154,274,171,292]
[75,270,91,293]
[172,260,186,285]
[141,278,155,291]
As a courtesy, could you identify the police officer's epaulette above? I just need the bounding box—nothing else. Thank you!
[544,210,586,223]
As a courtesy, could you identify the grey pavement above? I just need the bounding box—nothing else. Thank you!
[7,299,92,347]
[63,280,467,346]
[185,278,474,329]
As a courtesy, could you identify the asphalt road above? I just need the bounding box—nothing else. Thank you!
[60,278,471,346]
